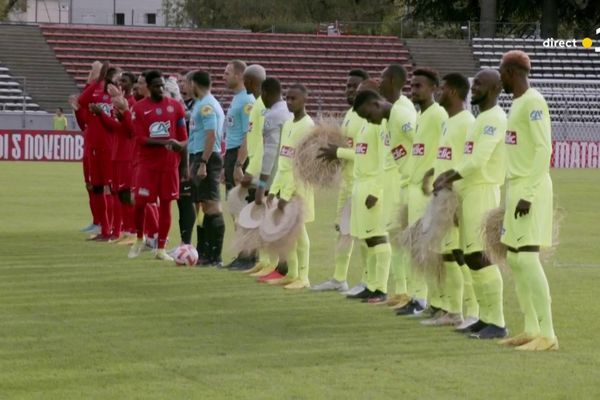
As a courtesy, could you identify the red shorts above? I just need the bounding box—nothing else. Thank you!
[133,167,180,203]
[112,160,133,192]
[88,148,112,186]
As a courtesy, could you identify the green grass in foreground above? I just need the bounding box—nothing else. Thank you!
[0,163,599,399]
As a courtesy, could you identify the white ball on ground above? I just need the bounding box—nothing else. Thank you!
[173,244,199,266]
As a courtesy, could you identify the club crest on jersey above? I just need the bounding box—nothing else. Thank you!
[530,110,543,121]
[261,109,267,116]
[155,108,163,115]
[483,125,496,136]
[243,103,253,114]
[505,130,517,145]
[138,187,150,197]
[201,105,213,116]
[149,121,171,137]
[355,143,368,154]
[412,143,425,156]
[167,105,174,113]
[464,141,474,154]
[280,145,295,158]
[392,144,407,160]
[346,138,354,148]
[437,147,452,160]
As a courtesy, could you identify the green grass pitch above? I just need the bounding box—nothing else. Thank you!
[1,162,599,399]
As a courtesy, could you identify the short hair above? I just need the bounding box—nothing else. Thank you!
[442,73,470,101]
[261,77,281,94]
[357,78,379,92]
[106,67,119,81]
[229,60,247,74]
[288,83,308,95]
[502,50,531,72]
[353,89,381,111]
[384,63,407,86]
[244,64,267,81]
[413,67,440,87]
[57,107,63,112]
[348,69,370,80]
[189,70,211,88]
[144,70,163,85]
[121,72,136,84]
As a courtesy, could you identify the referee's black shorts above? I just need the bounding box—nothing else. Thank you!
[223,147,248,193]
[190,152,223,203]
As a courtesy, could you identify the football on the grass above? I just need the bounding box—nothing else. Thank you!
[173,245,198,266]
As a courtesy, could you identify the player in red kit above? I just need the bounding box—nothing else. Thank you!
[122,70,189,261]
[78,62,120,241]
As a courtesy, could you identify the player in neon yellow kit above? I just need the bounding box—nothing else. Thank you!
[267,84,314,289]
[435,69,509,339]
[498,50,557,351]
[420,73,474,327]
[312,69,371,294]
[395,68,448,316]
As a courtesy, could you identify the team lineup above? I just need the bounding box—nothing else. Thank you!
[73,49,557,352]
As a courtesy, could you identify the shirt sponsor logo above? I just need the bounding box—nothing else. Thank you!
[437,147,452,160]
[149,121,171,138]
[530,110,543,121]
[505,130,517,145]
[355,143,368,154]
[464,141,474,154]
[167,105,175,113]
[243,103,253,114]
[346,138,354,148]
[412,143,425,156]
[138,188,150,197]
[483,125,497,136]
[401,122,412,133]
[391,144,407,160]
[98,103,112,116]
[280,145,295,157]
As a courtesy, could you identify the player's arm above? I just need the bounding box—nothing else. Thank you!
[453,119,504,182]
[200,110,217,162]
[78,81,101,109]
[255,113,285,205]
[94,109,121,133]
[522,100,552,202]
[243,107,262,178]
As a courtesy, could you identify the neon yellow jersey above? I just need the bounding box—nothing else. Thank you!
[337,108,364,182]
[353,122,387,180]
[386,95,417,177]
[245,96,266,177]
[505,88,552,201]
[409,102,448,185]
[433,109,474,180]
[270,114,315,202]
[456,105,507,188]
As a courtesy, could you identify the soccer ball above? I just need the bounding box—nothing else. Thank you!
[173,244,199,266]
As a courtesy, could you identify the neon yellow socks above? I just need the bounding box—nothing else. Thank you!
[460,265,479,318]
[297,224,310,282]
[471,265,505,327]
[391,245,409,295]
[333,235,354,282]
[366,242,391,293]
[506,251,542,337]
[444,261,463,314]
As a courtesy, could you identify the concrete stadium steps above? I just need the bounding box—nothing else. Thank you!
[40,24,412,116]
[404,38,479,78]
[0,24,78,112]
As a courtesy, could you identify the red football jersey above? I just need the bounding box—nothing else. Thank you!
[130,97,188,172]
[110,95,137,161]
[78,81,114,151]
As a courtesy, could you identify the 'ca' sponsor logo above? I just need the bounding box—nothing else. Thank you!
[437,147,452,160]
[412,143,425,156]
[149,121,171,138]
[355,143,368,154]
[505,130,517,145]
[464,141,474,154]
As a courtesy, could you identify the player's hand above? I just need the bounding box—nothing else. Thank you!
[68,94,80,111]
[514,199,532,219]
[196,162,207,180]
[89,104,103,116]
[267,193,275,208]
[107,83,121,98]
[365,194,378,210]
[233,165,244,185]
[317,143,339,161]
[277,198,288,211]
[165,139,184,152]
[255,189,264,205]
[112,96,128,112]
[241,173,253,188]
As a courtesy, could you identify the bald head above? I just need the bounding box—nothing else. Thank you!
[243,64,266,97]
[471,69,502,108]
[501,50,531,73]
[357,78,379,93]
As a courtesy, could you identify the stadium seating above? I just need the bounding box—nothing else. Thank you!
[40,24,412,116]
[472,37,600,80]
[0,63,42,112]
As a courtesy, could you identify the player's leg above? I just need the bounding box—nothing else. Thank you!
[81,150,99,232]
[365,235,391,304]
[87,148,111,240]
[199,153,225,267]
[283,223,311,289]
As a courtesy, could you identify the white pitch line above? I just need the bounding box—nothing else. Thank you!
[554,263,600,268]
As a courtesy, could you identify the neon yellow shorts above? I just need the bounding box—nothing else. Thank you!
[459,184,501,253]
[441,226,460,254]
[383,168,403,231]
[408,184,431,225]
[501,175,553,248]
[351,178,386,239]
